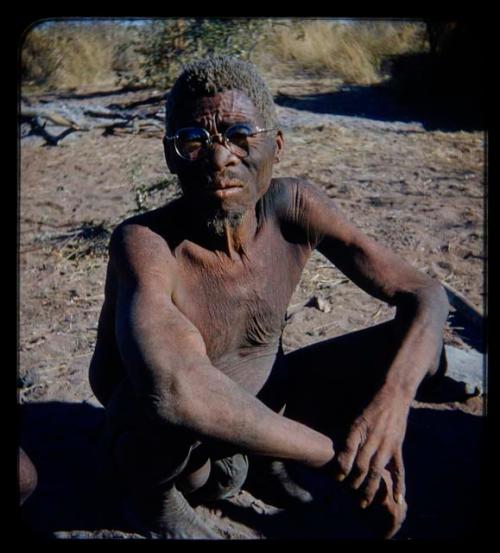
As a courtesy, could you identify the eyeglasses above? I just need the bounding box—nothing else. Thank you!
[165,124,278,161]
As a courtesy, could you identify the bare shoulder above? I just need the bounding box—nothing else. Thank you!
[269,177,340,216]
[267,177,343,247]
[109,206,179,287]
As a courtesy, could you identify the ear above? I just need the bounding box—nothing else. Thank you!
[163,136,178,174]
[274,129,284,164]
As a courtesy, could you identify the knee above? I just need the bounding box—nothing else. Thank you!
[112,429,193,491]
[210,453,249,499]
[177,458,212,495]
[19,448,37,505]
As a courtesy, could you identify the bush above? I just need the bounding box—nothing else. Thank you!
[21,20,140,91]
[124,18,273,90]
[253,20,427,84]
[20,19,428,93]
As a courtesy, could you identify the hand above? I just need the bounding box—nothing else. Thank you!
[334,391,409,513]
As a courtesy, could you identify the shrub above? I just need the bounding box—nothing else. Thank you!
[21,20,139,91]
[124,18,273,90]
[20,19,428,93]
[253,20,426,84]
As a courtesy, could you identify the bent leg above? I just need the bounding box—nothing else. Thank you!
[176,445,249,503]
[103,381,220,538]
[284,319,445,436]
[277,319,445,537]
[189,453,249,504]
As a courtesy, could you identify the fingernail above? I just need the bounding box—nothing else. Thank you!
[397,494,404,504]
[337,473,346,482]
[360,500,368,509]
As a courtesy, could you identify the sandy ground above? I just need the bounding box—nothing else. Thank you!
[18,79,486,539]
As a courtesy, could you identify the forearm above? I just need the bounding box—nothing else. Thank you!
[382,281,449,401]
[157,360,334,468]
[117,292,334,469]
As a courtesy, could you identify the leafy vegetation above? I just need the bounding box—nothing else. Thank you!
[21,19,427,92]
[126,18,272,89]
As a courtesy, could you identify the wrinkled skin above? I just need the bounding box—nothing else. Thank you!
[89,89,449,539]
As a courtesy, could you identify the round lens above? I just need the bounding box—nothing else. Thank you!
[225,124,253,157]
[176,127,208,160]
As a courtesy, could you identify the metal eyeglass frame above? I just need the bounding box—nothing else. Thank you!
[165,125,278,161]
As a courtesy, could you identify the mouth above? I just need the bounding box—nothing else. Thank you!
[207,177,244,198]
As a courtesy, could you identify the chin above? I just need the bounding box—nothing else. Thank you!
[204,207,246,236]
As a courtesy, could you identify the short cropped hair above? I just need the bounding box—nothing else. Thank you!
[166,56,278,133]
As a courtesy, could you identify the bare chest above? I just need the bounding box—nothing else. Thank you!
[172,229,309,365]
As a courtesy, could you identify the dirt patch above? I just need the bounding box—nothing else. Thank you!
[18,80,485,539]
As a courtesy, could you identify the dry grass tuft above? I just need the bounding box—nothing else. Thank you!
[20,19,427,93]
[21,21,140,91]
[254,20,426,85]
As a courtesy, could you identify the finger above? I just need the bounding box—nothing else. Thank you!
[335,431,362,481]
[380,469,407,539]
[389,451,406,505]
[357,446,393,505]
[359,466,384,508]
[349,447,376,490]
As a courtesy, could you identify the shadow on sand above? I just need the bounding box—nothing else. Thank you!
[242,406,485,539]
[275,83,484,133]
[19,399,484,540]
[18,401,126,539]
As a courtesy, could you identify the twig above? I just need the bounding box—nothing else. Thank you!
[20,244,49,254]
[71,295,104,302]
[83,109,132,120]
[372,305,384,321]
[37,366,66,374]
[18,382,47,396]
[308,320,339,334]
[23,115,79,146]
[21,108,81,129]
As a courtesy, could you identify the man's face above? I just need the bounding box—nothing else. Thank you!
[164,89,283,217]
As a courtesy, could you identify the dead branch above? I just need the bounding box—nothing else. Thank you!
[22,116,78,146]
[21,107,82,130]
[83,108,132,120]
[101,120,135,136]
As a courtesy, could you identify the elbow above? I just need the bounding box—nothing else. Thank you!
[147,369,206,432]
[406,279,450,325]
[146,376,186,428]
[396,279,450,322]
[420,279,450,319]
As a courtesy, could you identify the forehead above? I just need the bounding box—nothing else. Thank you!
[175,89,262,127]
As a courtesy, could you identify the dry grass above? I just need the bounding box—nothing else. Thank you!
[21,21,140,91]
[21,19,427,93]
[254,20,427,84]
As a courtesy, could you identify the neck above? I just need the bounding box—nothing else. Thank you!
[185,201,258,260]
[220,210,258,259]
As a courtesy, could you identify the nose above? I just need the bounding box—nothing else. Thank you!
[205,136,239,171]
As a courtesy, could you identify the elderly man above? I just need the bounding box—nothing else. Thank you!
[89,56,449,539]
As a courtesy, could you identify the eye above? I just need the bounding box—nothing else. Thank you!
[225,124,254,148]
[177,127,208,145]
[176,127,208,158]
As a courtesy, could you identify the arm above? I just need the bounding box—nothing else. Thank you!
[109,222,335,468]
[292,180,449,507]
